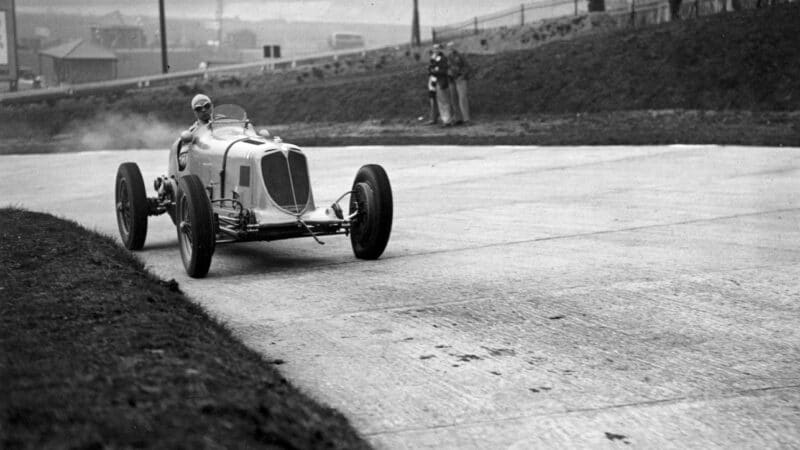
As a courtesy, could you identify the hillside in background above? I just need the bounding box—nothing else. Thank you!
[231,1,799,122]
[2,2,799,149]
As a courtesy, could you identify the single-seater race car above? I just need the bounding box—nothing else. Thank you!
[115,104,392,278]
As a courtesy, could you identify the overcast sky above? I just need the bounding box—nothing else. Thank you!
[17,0,532,26]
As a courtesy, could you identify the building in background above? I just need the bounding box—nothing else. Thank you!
[91,24,147,49]
[225,28,257,49]
[327,32,365,50]
[38,39,117,85]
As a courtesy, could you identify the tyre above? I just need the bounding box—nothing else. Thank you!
[349,164,393,259]
[176,175,215,278]
[115,162,148,250]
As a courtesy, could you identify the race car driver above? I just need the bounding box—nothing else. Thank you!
[178,94,215,169]
[190,93,213,130]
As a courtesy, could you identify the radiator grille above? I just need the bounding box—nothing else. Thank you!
[260,150,311,214]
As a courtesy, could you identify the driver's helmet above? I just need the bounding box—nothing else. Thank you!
[191,94,213,113]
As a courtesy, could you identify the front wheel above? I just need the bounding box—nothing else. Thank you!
[176,175,215,278]
[115,162,148,250]
[349,164,393,259]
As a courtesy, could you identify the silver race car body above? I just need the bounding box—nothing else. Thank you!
[115,104,393,277]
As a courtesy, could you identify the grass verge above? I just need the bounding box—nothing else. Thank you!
[1,110,797,156]
[0,208,371,449]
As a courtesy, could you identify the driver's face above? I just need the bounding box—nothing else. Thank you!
[194,102,212,123]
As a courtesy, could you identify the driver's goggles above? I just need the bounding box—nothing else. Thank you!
[194,103,211,112]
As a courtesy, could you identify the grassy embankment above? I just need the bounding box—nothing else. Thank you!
[0,208,371,449]
[1,2,798,153]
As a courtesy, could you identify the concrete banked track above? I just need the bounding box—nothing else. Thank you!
[3,145,799,448]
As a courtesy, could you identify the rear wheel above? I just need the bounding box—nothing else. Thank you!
[115,162,148,250]
[349,164,393,259]
[177,175,215,278]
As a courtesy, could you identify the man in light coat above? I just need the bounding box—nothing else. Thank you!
[446,42,471,125]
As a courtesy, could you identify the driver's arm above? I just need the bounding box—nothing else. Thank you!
[177,123,198,170]
[178,143,189,170]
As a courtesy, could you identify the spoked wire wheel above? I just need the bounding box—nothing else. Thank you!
[176,175,215,278]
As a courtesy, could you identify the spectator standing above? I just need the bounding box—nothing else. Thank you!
[428,44,453,127]
[446,42,472,125]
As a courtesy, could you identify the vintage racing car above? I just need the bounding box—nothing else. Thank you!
[114,104,392,278]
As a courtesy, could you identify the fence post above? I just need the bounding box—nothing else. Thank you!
[474,17,479,35]
[432,29,437,43]
[575,0,579,15]
[630,0,636,26]
[521,4,525,26]
[695,0,699,17]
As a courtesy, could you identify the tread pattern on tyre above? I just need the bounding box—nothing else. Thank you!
[177,174,215,278]
[350,164,393,260]
[116,162,148,250]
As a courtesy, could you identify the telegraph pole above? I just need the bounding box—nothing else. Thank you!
[158,0,168,73]
[216,0,224,48]
[0,0,19,91]
[411,0,421,47]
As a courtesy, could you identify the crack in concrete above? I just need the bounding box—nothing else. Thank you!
[389,207,800,261]
[362,384,800,437]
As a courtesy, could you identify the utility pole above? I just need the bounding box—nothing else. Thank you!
[411,0,421,47]
[158,0,168,73]
[0,0,19,91]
